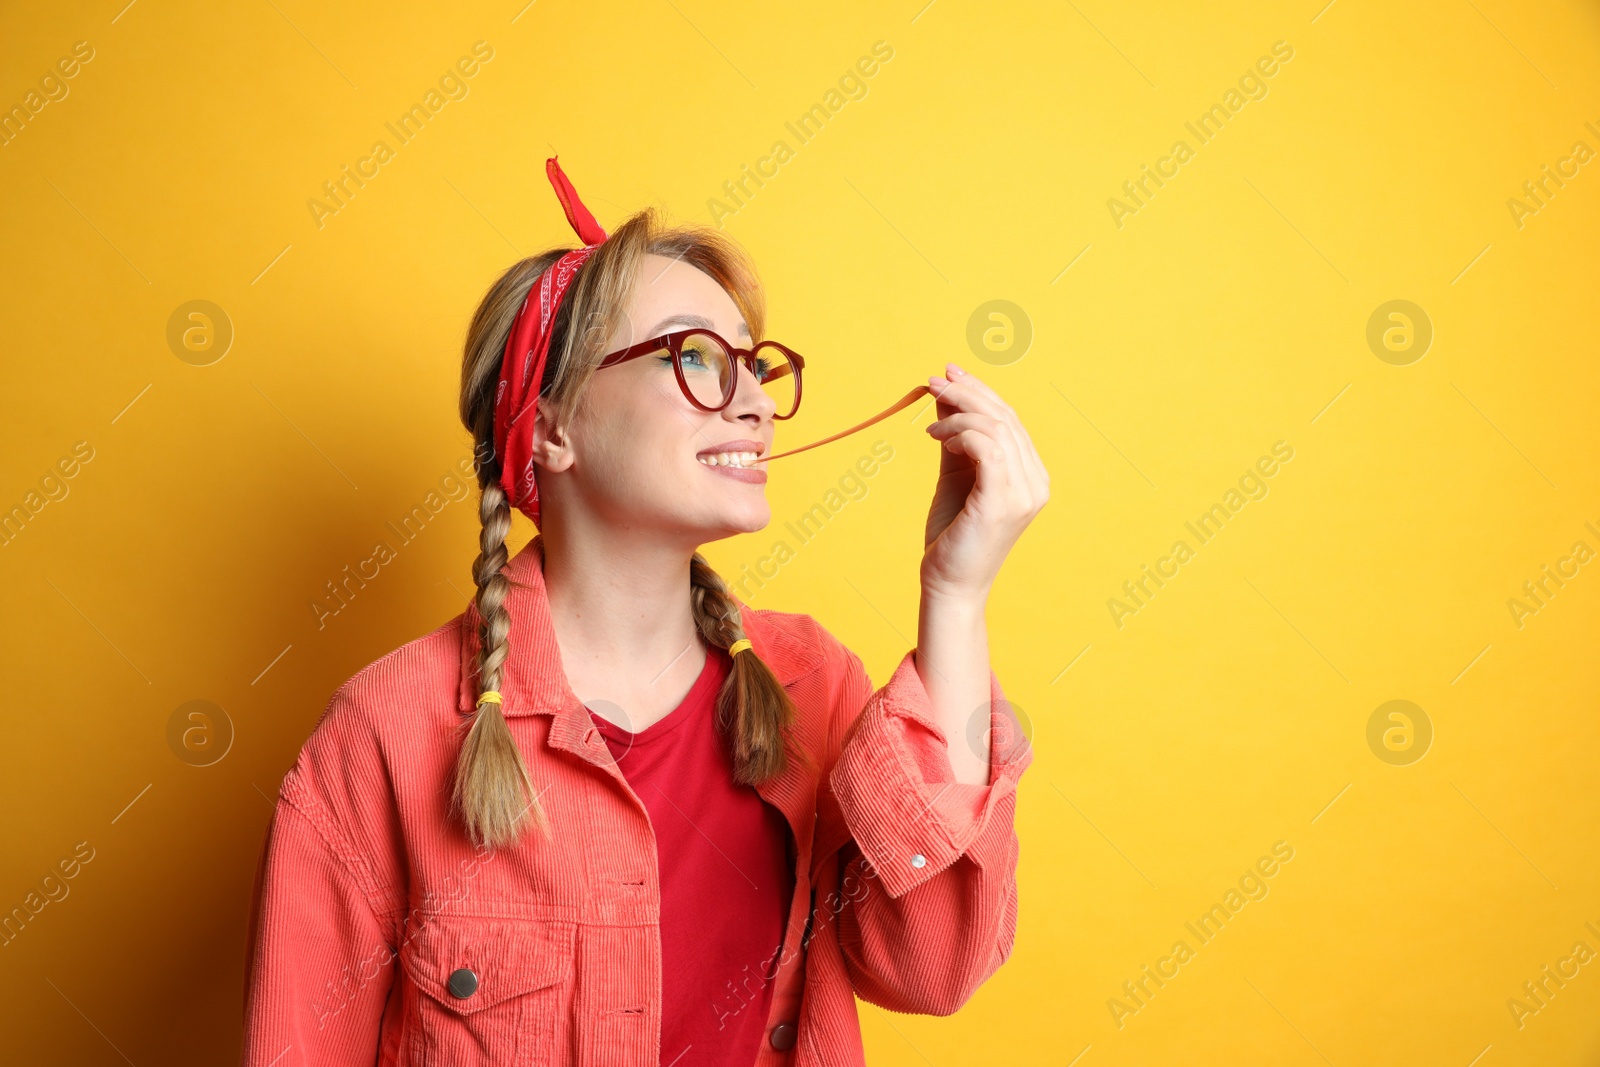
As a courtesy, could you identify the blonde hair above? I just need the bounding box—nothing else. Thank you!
[453,207,802,848]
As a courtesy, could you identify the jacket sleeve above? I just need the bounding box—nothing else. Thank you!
[241,768,398,1066]
[825,641,1032,1016]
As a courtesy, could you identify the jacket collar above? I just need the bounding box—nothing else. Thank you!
[456,536,824,718]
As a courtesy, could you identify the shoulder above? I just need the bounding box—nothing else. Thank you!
[739,604,862,688]
[739,604,877,752]
[311,614,466,736]
[281,613,467,830]
[262,614,468,914]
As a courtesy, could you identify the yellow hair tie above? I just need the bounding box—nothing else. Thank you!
[476,690,503,706]
[728,639,753,657]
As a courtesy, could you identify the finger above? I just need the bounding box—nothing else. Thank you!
[929,412,1028,488]
[932,418,1030,503]
[937,427,1009,470]
[998,416,1047,508]
[934,366,1043,480]
[949,365,1045,469]
[943,363,1015,412]
[1008,413,1048,500]
[928,367,1014,423]
[926,411,1009,441]
[956,367,1050,500]
[931,368,1050,509]
[931,408,1045,515]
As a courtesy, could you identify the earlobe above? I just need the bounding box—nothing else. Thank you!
[530,399,577,474]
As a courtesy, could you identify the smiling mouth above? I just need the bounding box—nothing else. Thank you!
[696,451,764,469]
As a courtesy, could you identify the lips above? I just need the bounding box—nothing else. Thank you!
[696,450,762,469]
[697,440,768,483]
[696,440,766,468]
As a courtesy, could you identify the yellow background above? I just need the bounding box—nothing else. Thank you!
[2,0,1597,1062]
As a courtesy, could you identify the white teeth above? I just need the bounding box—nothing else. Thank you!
[699,451,760,468]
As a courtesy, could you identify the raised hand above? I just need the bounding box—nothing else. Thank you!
[921,363,1050,603]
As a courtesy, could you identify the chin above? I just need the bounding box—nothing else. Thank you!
[725,499,772,535]
[696,498,771,541]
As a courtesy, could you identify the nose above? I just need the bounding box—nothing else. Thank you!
[724,357,776,426]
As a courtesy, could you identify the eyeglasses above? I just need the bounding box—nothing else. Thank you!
[596,327,932,462]
[597,329,805,420]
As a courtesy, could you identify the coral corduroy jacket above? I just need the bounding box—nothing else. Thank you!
[241,538,1031,1066]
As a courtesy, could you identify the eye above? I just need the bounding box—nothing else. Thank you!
[753,355,773,380]
[679,342,714,371]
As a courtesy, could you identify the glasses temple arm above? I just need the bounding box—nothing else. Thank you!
[763,385,932,461]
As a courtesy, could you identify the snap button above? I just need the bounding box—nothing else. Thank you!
[910,854,927,868]
[769,1022,797,1050]
[447,967,479,998]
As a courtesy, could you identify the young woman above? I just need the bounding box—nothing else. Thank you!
[242,159,1048,1067]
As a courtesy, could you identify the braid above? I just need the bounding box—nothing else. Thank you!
[689,554,804,784]
[451,477,546,848]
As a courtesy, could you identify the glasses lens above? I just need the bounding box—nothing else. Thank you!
[679,332,732,409]
[754,344,799,418]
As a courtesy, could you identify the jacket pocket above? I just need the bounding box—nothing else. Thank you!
[400,915,574,1067]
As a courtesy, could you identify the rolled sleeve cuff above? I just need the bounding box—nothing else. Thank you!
[829,650,1033,899]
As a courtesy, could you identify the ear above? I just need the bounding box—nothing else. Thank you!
[528,396,577,474]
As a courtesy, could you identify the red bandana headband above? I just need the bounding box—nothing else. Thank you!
[492,157,609,526]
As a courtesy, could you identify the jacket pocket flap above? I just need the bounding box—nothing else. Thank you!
[401,915,573,1014]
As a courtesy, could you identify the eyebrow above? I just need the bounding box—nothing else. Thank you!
[647,314,752,339]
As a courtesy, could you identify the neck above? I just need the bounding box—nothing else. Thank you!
[537,512,703,687]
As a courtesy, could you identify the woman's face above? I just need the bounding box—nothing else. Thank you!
[550,253,776,542]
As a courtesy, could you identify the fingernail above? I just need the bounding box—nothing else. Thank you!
[947,363,967,378]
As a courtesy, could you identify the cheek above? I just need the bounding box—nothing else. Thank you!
[629,379,703,457]
[583,378,702,487]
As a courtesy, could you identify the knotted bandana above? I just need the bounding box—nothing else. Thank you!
[492,157,608,526]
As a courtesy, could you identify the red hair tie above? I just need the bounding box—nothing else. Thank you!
[491,157,608,526]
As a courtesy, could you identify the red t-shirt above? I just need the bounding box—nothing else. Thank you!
[587,647,795,1067]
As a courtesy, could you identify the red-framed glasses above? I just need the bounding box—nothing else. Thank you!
[596,329,805,420]
[596,327,933,462]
